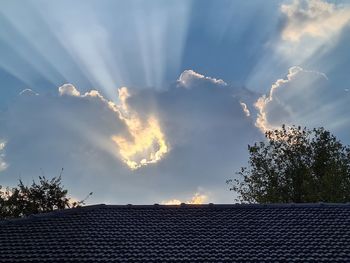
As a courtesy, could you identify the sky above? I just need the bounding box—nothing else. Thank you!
[0,0,350,205]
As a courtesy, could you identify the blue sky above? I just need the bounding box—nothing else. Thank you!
[0,0,350,204]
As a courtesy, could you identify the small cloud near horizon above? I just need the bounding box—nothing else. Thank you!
[161,192,208,205]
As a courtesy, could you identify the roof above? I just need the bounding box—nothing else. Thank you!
[1,203,350,262]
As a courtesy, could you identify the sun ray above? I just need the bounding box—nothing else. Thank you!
[111,87,168,169]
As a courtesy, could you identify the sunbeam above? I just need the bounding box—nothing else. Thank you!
[57,84,169,170]
[1,0,350,206]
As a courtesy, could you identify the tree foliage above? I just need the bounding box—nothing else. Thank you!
[0,171,92,219]
[228,125,350,203]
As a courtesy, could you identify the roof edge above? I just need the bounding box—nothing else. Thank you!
[2,202,350,225]
[0,204,107,225]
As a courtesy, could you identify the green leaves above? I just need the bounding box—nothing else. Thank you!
[228,125,350,203]
[0,171,90,219]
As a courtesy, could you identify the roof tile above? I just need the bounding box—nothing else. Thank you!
[1,204,350,262]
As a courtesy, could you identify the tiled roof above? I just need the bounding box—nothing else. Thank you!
[1,203,350,262]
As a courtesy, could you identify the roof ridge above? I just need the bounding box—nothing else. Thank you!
[2,202,350,225]
[103,202,350,208]
[0,204,106,225]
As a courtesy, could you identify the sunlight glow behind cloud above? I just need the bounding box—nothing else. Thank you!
[247,0,350,93]
[59,84,169,170]
[161,192,208,205]
[239,102,251,117]
[254,66,341,134]
[277,0,350,65]
[281,0,350,42]
[1,0,350,205]
[255,66,303,133]
[112,88,169,170]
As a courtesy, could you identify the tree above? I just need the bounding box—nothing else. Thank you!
[227,125,350,203]
[0,170,92,219]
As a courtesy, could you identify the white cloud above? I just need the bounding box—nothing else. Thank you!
[240,101,251,117]
[247,0,350,93]
[281,0,350,42]
[253,66,350,134]
[19,89,39,96]
[255,66,303,132]
[177,70,227,88]
[58,84,169,170]
[0,141,8,172]
[58,84,81,97]
[262,0,350,68]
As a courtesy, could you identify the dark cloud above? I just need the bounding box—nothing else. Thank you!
[124,70,262,201]
[0,70,261,204]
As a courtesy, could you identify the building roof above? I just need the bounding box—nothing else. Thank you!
[1,203,350,262]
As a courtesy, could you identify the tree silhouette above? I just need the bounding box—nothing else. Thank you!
[0,169,92,219]
[228,125,350,203]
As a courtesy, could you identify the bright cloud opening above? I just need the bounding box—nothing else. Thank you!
[111,87,169,170]
[58,84,169,170]
[161,192,208,205]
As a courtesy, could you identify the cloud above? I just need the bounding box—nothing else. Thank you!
[59,84,169,170]
[19,89,39,96]
[126,70,261,202]
[161,192,208,205]
[258,0,350,70]
[177,70,227,88]
[281,0,350,42]
[240,102,250,117]
[111,87,169,169]
[58,84,81,97]
[0,70,261,204]
[255,66,304,132]
[2,83,169,175]
[254,66,350,134]
[188,192,208,204]
[0,141,8,172]
[246,0,350,94]
[1,86,127,175]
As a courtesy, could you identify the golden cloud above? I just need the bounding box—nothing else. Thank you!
[281,0,350,42]
[58,84,169,170]
[161,192,208,205]
[111,87,169,170]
